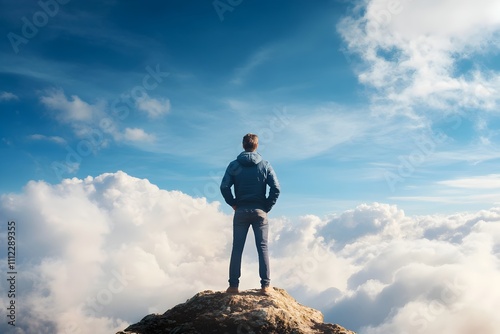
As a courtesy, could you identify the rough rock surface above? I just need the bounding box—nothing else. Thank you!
[117,287,355,334]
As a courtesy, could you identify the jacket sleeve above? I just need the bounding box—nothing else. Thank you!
[265,164,280,212]
[220,164,237,207]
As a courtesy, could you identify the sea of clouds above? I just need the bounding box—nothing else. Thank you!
[1,171,499,334]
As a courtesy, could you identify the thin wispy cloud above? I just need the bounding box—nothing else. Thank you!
[39,89,161,148]
[0,91,18,101]
[135,94,171,118]
[438,174,500,189]
[434,143,500,165]
[231,47,274,85]
[267,106,372,160]
[28,134,66,145]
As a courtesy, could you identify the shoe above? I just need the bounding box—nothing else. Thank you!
[226,287,239,294]
[260,286,271,296]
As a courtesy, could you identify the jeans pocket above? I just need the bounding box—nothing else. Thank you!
[255,209,266,215]
[255,210,268,225]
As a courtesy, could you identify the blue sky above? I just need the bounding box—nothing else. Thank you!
[2,2,500,333]
[2,0,500,217]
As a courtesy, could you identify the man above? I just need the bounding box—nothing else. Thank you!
[220,133,280,295]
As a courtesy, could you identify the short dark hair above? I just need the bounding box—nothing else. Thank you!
[242,133,258,152]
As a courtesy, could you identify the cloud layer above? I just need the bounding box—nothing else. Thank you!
[0,172,231,333]
[1,172,499,334]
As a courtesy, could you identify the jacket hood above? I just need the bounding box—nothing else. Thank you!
[237,151,263,167]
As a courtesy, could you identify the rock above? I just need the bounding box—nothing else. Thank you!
[116,287,355,334]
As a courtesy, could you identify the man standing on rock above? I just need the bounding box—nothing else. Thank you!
[220,133,280,295]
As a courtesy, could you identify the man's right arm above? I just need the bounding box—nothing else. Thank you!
[220,164,237,207]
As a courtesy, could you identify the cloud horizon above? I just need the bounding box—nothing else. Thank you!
[1,171,499,334]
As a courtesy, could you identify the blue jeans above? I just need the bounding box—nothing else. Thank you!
[228,208,270,288]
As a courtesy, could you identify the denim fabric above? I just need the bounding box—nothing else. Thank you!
[228,208,270,288]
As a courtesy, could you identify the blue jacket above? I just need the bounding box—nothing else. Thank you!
[220,151,280,212]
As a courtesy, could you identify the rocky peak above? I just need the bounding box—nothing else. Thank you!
[117,287,355,334]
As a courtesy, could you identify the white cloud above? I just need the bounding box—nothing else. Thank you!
[135,94,170,118]
[338,0,500,116]
[28,134,66,145]
[0,91,19,101]
[41,89,96,123]
[308,203,500,333]
[123,127,156,142]
[39,90,114,177]
[38,90,164,172]
[1,173,499,334]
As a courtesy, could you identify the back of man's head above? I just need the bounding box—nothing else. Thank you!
[242,133,258,152]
